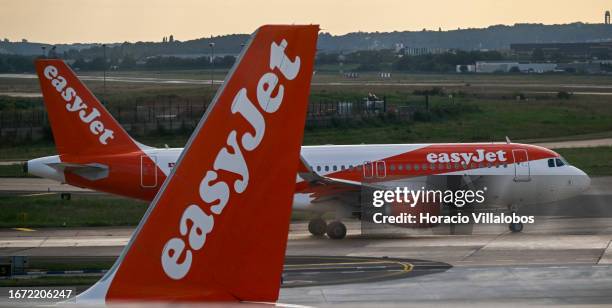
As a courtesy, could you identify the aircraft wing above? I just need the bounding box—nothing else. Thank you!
[298,155,382,190]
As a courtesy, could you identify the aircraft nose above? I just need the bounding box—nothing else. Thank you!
[571,167,591,193]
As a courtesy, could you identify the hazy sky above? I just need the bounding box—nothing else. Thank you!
[1,0,610,43]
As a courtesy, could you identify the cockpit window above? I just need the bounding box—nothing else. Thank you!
[548,159,555,168]
[555,158,565,167]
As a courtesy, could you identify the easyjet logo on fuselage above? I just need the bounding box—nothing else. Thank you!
[43,65,114,145]
[426,149,508,165]
[160,39,301,280]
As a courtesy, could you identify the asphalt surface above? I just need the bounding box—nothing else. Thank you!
[0,177,611,305]
[1,216,612,305]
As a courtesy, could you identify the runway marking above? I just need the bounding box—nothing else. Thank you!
[20,192,56,197]
[285,261,395,268]
[11,228,35,232]
[340,271,365,274]
[284,256,415,287]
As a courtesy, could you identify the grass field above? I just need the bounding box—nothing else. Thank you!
[0,193,316,228]
[2,71,612,168]
[66,68,612,85]
[0,163,31,177]
[0,194,147,228]
[557,146,612,176]
[3,94,612,160]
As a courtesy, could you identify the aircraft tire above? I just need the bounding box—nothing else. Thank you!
[326,221,347,239]
[509,222,523,233]
[308,218,327,236]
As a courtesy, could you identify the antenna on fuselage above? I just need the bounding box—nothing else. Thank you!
[505,136,511,144]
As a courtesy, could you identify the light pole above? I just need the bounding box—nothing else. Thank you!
[209,41,215,88]
[102,44,107,101]
[41,46,46,58]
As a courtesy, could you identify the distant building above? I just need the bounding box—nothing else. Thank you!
[511,42,612,60]
[460,61,557,73]
[557,62,602,74]
[394,43,404,53]
[456,64,476,73]
[401,47,449,56]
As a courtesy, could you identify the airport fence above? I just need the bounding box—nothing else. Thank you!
[0,96,419,143]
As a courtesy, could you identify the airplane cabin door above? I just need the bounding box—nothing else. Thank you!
[512,149,531,182]
[375,160,386,178]
[140,155,158,188]
[363,161,374,180]
[363,160,386,181]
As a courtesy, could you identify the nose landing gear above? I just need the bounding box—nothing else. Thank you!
[507,204,523,233]
[509,222,523,233]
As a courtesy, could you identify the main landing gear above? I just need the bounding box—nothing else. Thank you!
[308,218,347,239]
[308,218,327,236]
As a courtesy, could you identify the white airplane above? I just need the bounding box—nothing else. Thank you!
[28,36,590,241]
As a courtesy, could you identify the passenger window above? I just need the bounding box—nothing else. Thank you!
[325,166,329,172]
[455,163,460,169]
[349,165,354,170]
[414,164,420,171]
[430,164,436,170]
[405,164,411,171]
[422,164,428,170]
[332,165,337,171]
[390,164,396,171]
[555,158,565,167]
[317,166,321,172]
[548,159,555,168]
[398,164,403,171]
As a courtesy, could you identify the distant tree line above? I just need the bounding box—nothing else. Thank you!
[0,54,237,73]
[316,49,505,72]
[70,55,236,71]
[0,55,39,73]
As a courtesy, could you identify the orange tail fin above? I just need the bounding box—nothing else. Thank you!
[35,60,143,156]
[77,24,319,303]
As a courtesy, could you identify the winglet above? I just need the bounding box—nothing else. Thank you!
[77,24,319,303]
